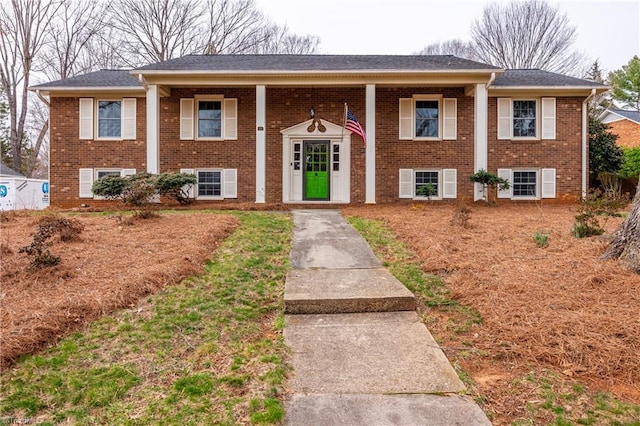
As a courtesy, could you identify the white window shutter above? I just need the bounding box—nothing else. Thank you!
[180,168,196,199]
[122,168,136,176]
[442,98,457,140]
[442,168,457,199]
[79,98,94,140]
[541,168,556,198]
[180,99,194,140]
[122,98,137,140]
[79,168,94,198]
[223,98,238,140]
[497,168,512,198]
[223,168,237,198]
[399,98,413,140]
[497,98,512,140]
[399,168,414,198]
[541,97,556,140]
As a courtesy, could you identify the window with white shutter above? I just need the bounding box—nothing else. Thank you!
[399,169,413,198]
[180,168,196,199]
[79,99,94,140]
[121,98,137,140]
[541,98,556,140]
[79,168,94,197]
[541,168,556,198]
[180,99,194,140]
[442,168,457,198]
[399,96,456,140]
[442,99,457,140]
[223,168,238,198]
[181,97,238,141]
[497,98,512,140]
[497,168,512,198]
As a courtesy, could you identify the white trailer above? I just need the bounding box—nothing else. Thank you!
[0,178,50,211]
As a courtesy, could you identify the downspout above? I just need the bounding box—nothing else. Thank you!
[486,72,496,89]
[36,89,50,107]
[138,73,148,90]
[582,89,596,198]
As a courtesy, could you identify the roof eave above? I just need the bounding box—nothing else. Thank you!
[28,86,145,96]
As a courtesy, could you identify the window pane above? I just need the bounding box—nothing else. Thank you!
[513,171,537,197]
[513,100,536,137]
[415,100,439,138]
[415,171,439,197]
[198,101,222,138]
[98,101,121,138]
[197,171,221,196]
[97,170,121,179]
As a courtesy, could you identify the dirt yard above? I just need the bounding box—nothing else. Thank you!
[2,205,639,424]
[0,211,238,367]
[344,202,640,423]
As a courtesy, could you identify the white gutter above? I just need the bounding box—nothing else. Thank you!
[582,89,596,198]
[485,72,496,88]
[138,73,148,90]
[35,90,50,107]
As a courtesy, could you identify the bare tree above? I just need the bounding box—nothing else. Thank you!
[111,0,202,65]
[249,24,320,54]
[0,0,60,175]
[40,0,107,80]
[25,96,49,178]
[200,0,268,54]
[471,0,587,74]
[414,39,478,61]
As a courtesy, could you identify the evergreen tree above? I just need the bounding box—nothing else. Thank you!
[585,60,611,118]
[609,56,640,111]
[589,117,623,187]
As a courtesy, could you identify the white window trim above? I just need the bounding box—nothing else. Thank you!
[195,168,224,200]
[511,169,540,200]
[413,95,443,141]
[194,95,224,141]
[96,99,123,141]
[414,169,442,200]
[511,99,539,141]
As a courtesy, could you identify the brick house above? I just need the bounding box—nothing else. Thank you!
[600,108,640,149]
[31,55,606,208]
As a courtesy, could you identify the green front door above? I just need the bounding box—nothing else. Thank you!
[304,141,329,200]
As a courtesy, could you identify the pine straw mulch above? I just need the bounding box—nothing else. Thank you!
[343,203,640,420]
[0,211,238,368]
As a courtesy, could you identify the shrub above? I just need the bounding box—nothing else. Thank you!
[92,172,158,217]
[450,200,471,228]
[620,147,640,179]
[416,182,437,198]
[469,169,510,204]
[19,215,84,268]
[157,172,197,205]
[572,189,629,239]
[533,231,549,248]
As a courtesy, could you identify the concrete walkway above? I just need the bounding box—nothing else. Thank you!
[283,210,491,426]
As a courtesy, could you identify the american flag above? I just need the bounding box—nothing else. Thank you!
[345,108,366,144]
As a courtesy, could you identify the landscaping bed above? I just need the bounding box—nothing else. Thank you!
[0,211,238,367]
[344,203,640,425]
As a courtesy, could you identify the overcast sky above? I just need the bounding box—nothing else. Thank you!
[254,0,639,74]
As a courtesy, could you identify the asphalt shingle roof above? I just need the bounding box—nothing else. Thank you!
[133,54,501,72]
[493,69,606,87]
[0,162,25,177]
[31,69,142,89]
[608,108,640,124]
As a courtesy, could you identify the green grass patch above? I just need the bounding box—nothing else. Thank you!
[347,216,481,333]
[0,211,292,425]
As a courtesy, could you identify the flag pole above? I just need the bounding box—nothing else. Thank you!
[342,103,347,139]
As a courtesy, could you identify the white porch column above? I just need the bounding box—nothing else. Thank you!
[256,85,266,203]
[146,84,160,174]
[365,84,376,204]
[474,83,488,201]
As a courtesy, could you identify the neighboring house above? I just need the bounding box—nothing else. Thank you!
[600,108,640,149]
[0,162,25,178]
[30,55,607,208]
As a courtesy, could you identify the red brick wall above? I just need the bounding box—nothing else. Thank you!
[608,119,640,148]
[49,97,147,208]
[375,88,475,202]
[48,90,587,208]
[487,96,584,201]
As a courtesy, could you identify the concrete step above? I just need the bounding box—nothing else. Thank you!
[284,311,465,394]
[285,394,492,426]
[285,268,416,314]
